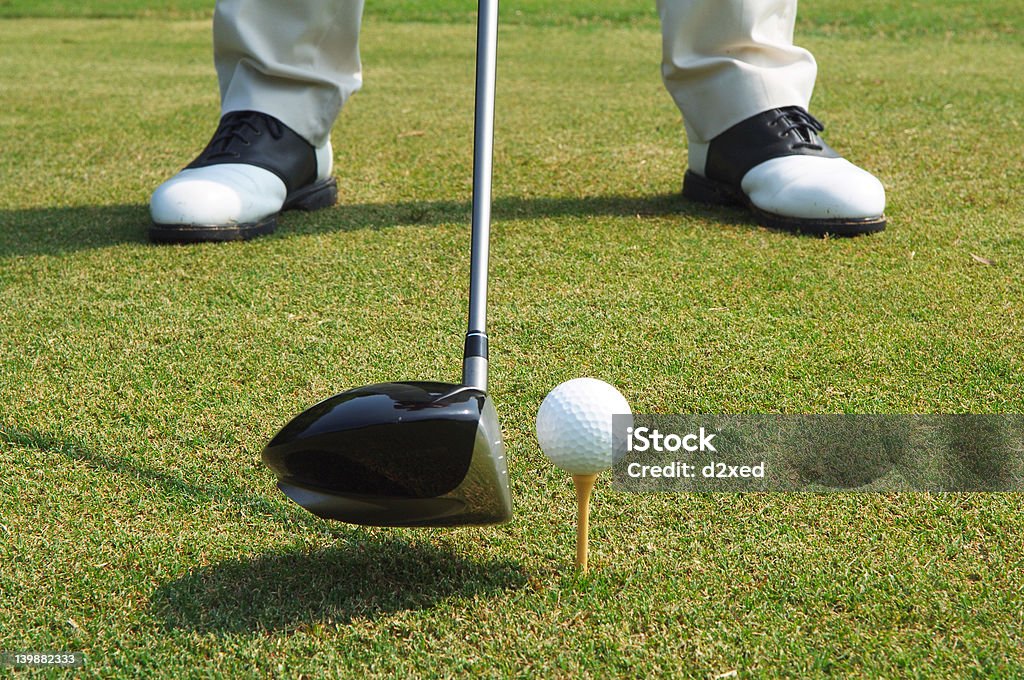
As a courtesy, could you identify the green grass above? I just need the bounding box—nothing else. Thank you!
[2,2,1023,678]
[1,0,1021,40]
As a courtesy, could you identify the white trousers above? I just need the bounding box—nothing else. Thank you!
[213,0,817,149]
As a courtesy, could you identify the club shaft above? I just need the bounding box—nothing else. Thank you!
[463,0,498,391]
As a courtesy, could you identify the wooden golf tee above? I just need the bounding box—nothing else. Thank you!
[572,473,599,572]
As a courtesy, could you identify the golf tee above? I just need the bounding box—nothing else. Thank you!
[572,473,599,572]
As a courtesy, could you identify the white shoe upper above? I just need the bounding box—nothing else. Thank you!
[150,141,333,227]
[689,138,885,220]
[741,155,886,220]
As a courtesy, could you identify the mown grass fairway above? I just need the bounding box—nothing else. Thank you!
[1,2,1022,677]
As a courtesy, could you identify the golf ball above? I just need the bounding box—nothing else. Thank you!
[535,378,633,475]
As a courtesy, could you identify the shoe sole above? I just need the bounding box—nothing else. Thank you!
[682,170,886,237]
[148,177,339,244]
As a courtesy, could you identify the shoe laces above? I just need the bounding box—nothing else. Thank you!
[205,111,284,160]
[769,107,825,150]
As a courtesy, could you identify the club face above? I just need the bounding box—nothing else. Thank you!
[262,381,512,527]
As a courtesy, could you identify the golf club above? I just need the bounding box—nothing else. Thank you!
[261,0,511,527]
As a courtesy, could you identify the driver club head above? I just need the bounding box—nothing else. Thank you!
[261,381,512,527]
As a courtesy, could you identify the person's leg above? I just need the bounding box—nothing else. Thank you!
[150,0,365,242]
[214,0,363,148]
[658,0,885,235]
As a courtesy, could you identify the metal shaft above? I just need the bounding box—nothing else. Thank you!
[462,0,499,391]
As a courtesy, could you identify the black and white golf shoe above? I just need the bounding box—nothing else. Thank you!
[149,110,337,242]
[683,106,886,236]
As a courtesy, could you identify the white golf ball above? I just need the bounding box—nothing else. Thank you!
[535,378,633,475]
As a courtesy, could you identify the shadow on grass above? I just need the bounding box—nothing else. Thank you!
[0,426,326,530]
[0,204,151,255]
[151,539,527,632]
[0,192,750,257]
[3,427,527,630]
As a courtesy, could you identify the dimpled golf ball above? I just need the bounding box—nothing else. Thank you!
[535,378,632,475]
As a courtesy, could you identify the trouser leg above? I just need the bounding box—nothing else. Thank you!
[213,0,365,147]
[657,0,817,171]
